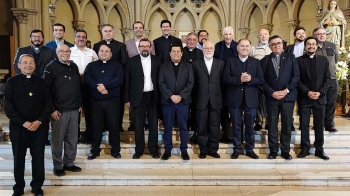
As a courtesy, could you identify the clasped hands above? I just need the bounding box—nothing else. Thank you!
[171,95,182,104]
[241,72,251,83]
[97,83,108,94]
[23,121,41,131]
[308,91,320,100]
[272,89,288,100]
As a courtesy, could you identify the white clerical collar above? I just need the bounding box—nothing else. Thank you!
[103,61,107,63]
[309,55,315,58]
[239,56,248,62]
[26,75,31,78]
[174,62,179,66]
[189,48,193,51]
[295,42,304,46]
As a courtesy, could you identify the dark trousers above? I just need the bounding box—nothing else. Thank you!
[119,86,125,130]
[221,106,231,138]
[255,90,267,125]
[10,122,47,194]
[91,99,121,154]
[300,102,325,152]
[229,103,256,153]
[81,83,92,140]
[267,102,294,154]
[162,104,189,152]
[133,91,158,155]
[197,102,221,154]
[325,79,338,128]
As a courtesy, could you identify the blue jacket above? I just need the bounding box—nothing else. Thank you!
[45,40,74,50]
[214,40,238,60]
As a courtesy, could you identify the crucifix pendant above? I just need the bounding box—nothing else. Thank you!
[102,70,105,73]
[69,76,71,80]
[29,92,33,96]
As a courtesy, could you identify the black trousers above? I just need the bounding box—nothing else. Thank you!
[300,102,325,152]
[325,79,338,128]
[91,99,121,154]
[80,83,92,139]
[267,102,294,154]
[133,91,158,155]
[197,102,221,154]
[119,86,125,130]
[220,106,231,138]
[10,122,47,194]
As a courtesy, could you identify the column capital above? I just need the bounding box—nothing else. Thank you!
[72,20,86,30]
[49,14,57,27]
[121,28,131,36]
[238,27,250,38]
[11,8,29,24]
[170,30,176,37]
[144,29,151,36]
[286,19,300,30]
[260,23,273,33]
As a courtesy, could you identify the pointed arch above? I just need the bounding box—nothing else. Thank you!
[240,0,265,28]
[106,0,131,28]
[144,4,172,29]
[266,0,291,24]
[198,3,225,30]
[172,6,197,30]
[80,0,105,23]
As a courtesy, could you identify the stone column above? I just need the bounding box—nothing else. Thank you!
[286,19,300,45]
[144,29,151,39]
[121,28,130,42]
[12,9,29,47]
[238,27,250,39]
[260,23,273,34]
[170,29,176,37]
[72,20,86,30]
[42,0,51,41]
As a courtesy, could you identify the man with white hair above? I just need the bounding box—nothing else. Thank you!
[193,40,225,158]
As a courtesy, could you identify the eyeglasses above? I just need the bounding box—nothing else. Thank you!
[306,43,317,46]
[203,47,214,50]
[20,61,35,65]
[315,33,326,36]
[270,42,282,47]
[57,50,71,53]
[139,45,150,48]
[187,38,197,41]
[76,36,87,39]
[31,36,43,39]
[199,34,208,37]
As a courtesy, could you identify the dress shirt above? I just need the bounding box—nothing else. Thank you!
[55,39,64,46]
[204,57,213,74]
[293,42,304,58]
[239,56,248,63]
[70,45,98,74]
[135,38,140,54]
[196,43,203,50]
[140,55,153,92]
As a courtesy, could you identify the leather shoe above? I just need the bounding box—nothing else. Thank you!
[199,152,206,159]
[87,153,99,160]
[132,153,142,159]
[161,152,171,160]
[12,190,24,196]
[325,127,338,132]
[181,152,190,160]
[267,152,277,159]
[254,124,262,130]
[231,151,239,159]
[297,151,310,158]
[31,188,44,196]
[315,151,330,160]
[208,152,220,158]
[151,154,160,159]
[53,169,65,176]
[63,165,81,172]
[246,151,259,159]
[111,152,121,158]
[281,153,292,160]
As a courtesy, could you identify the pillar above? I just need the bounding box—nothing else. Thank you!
[12,8,29,47]
[42,0,51,41]
[238,27,250,39]
[286,19,299,45]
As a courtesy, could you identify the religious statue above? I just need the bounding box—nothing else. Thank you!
[320,0,347,47]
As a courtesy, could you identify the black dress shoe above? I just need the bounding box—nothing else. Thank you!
[199,152,206,159]
[208,152,220,158]
[267,152,277,159]
[132,153,142,159]
[63,165,82,172]
[53,169,66,176]
[315,151,330,160]
[246,151,259,159]
[181,152,190,160]
[231,151,239,159]
[31,188,44,196]
[254,124,262,130]
[281,153,292,160]
[297,151,310,158]
[87,153,100,160]
[151,154,160,159]
[161,152,171,160]
[12,190,24,196]
[325,127,338,132]
[111,152,121,158]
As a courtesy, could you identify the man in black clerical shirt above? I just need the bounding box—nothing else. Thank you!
[296,36,330,160]
[5,54,51,196]
[85,44,124,160]
[44,44,82,177]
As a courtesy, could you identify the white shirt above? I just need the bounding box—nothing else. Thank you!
[239,56,248,63]
[55,39,64,46]
[204,57,213,74]
[70,45,98,74]
[293,42,304,58]
[135,38,140,54]
[140,55,153,92]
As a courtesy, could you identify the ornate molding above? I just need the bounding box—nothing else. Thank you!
[49,14,57,27]
[238,27,250,38]
[144,29,151,36]
[11,8,29,24]
[286,19,300,30]
[260,23,273,33]
[72,20,86,30]
[121,28,130,36]
[170,29,176,36]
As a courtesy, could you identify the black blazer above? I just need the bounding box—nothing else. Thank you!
[124,55,161,107]
[158,61,194,105]
[193,58,224,110]
[223,56,264,108]
[261,52,300,105]
[13,46,57,77]
[93,39,127,66]
[182,47,204,63]
[284,44,295,54]
[297,54,330,105]
[153,35,182,63]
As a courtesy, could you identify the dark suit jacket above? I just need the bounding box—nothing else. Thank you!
[44,40,74,50]
[158,61,194,105]
[284,44,295,54]
[124,55,161,107]
[182,47,204,63]
[260,52,300,105]
[297,54,330,105]
[93,39,127,66]
[153,35,182,63]
[13,46,57,77]
[223,56,264,108]
[193,58,224,110]
[214,40,238,60]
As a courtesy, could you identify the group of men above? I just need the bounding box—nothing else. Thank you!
[4,19,338,196]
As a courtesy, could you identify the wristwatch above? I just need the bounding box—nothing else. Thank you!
[286,88,290,94]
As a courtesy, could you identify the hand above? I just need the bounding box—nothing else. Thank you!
[272,91,285,100]
[51,110,61,121]
[308,91,320,100]
[78,107,82,113]
[28,120,41,131]
[23,121,32,129]
[97,83,106,92]
[125,102,131,107]
[170,95,181,104]
[101,89,108,94]
[240,72,251,83]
